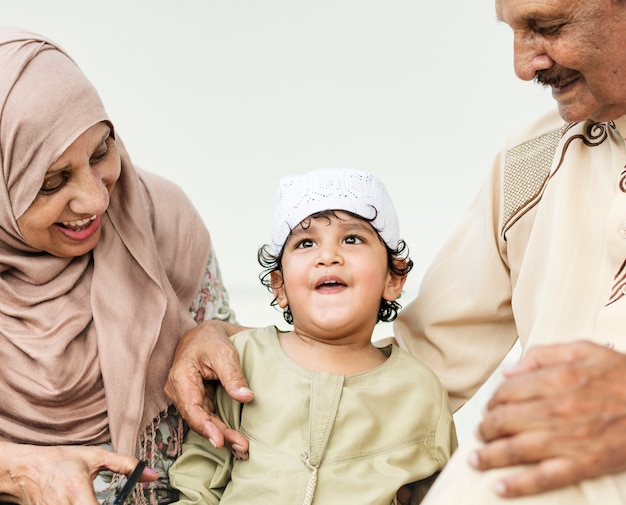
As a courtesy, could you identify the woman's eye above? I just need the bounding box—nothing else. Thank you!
[40,173,68,195]
[90,138,110,164]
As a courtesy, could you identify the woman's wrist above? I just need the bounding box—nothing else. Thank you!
[0,441,28,499]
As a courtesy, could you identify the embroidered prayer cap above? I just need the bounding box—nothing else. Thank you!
[270,167,400,255]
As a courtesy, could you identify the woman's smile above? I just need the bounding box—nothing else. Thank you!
[55,214,100,241]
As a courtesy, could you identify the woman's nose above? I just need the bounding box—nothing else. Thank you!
[68,166,109,215]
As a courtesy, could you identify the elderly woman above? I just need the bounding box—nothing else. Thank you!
[0,28,235,504]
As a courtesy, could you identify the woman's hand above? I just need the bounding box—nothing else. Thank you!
[165,320,254,458]
[0,443,157,505]
[471,340,626,497]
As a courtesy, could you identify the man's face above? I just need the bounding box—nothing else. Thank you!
[497,0,626,122]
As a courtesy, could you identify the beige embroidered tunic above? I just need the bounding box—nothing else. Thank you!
[395,108,626,503]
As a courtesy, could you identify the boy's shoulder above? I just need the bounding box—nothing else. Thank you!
[228,326,282,365]
[230,325,280,345]
[380,343,448,391]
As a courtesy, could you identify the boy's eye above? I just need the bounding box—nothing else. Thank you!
[40,172,68,195]
[296,239,316,249]
[343,235,363,245]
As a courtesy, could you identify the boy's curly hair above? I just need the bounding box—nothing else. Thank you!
[258,209,413,325]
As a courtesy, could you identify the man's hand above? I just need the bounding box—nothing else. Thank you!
[165,320,254,458]
[470,340,626,497]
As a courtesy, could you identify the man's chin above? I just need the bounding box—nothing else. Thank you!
[556,104,586,123]
[555,99,600,123]
[557,97,626,123]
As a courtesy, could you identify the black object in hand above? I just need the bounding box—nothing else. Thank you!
[113,460,146,505]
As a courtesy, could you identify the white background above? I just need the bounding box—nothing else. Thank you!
[4,0,555,442]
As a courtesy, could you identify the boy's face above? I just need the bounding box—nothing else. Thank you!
[271,211,405,340]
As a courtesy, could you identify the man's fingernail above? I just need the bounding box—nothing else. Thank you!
[208,438,217,448]
[494,480,507,496]
[231,444,248,460]
[238,387,253,396]
[232,450,249,460]
[468,450,479,468]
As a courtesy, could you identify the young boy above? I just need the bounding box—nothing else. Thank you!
[169,168,457,504]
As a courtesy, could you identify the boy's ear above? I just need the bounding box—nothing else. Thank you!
[383,262,408,302]
[270,271,289,308]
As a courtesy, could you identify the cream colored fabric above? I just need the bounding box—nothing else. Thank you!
[0,27,211,455]
[170,326,457,505]
[395,108,626,503]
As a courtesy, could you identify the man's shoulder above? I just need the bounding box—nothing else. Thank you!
[500,108,570,237]
[506,107,567,148]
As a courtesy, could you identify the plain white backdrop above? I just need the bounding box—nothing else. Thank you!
[5,0,555,442]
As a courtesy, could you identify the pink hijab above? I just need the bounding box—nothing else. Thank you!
[0,27,210,455]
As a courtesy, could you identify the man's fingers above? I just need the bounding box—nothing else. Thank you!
[469,342,626,497]
[470,424,623,497]
[185,405,250,457]
[185,404,227,447]
[165,321,253,458]
[470,430,553,469]
[204,337,254,403]
[487,358,595,411]
[223,427,250,459]
[476,410,537,444]
[221,382,255,404]
[468,435,582,498]
[504,340,608,376]
[491,458,581,498]
[480,391,593,442]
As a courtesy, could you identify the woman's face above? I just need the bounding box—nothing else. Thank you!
[17,122,121,257]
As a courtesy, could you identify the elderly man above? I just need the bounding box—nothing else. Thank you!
[166,0,626,502]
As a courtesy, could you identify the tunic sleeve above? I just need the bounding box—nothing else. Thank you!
[168,366,242,504]
[394,148,518,412]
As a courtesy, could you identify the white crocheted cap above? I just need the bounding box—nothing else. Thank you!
[270,167,400,255]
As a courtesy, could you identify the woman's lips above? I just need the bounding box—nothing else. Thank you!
[56,214,100,241]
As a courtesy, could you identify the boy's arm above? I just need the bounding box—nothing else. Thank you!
[169,387,242,505]
[169,429,233,505]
